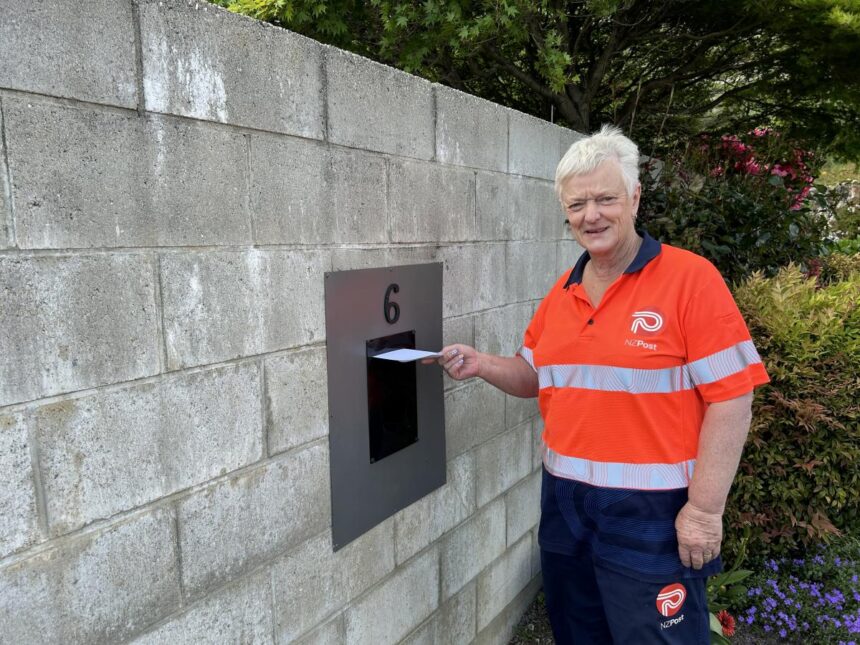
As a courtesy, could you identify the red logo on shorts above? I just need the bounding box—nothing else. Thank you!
[656,583,686,617]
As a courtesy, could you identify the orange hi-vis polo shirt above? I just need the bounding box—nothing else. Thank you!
[518,233,770,491]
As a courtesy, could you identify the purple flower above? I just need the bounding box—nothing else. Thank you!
[780,628,787,638]
[826,589,846,605]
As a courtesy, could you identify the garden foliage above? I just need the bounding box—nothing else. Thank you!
[724,260,860,561]
[639,129,831,284]
[737,538,860,643]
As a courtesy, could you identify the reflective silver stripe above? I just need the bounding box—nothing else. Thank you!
[518,346,536,372]
[535,340,762,394]
[543,445,695,490]
[685,340,762,386]
[537,363,689,394]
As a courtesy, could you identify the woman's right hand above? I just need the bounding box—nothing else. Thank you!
[423,344,481,381]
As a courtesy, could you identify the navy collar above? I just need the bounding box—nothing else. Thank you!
[563,231,662,288]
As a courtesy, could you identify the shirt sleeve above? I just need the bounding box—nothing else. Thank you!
[682,269,770,402]
[517,276,561,372]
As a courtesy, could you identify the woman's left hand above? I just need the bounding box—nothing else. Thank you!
[675,502,723,570]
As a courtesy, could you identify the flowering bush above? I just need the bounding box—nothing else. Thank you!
[639,129,832,283]
[737,538,860,644]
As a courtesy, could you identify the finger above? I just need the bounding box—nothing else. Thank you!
[443,356,464,372]
[449,357,466,376]
[678,546,692,569]
[690,550,704,570]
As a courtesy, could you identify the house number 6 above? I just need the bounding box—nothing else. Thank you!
[384,283,400,324]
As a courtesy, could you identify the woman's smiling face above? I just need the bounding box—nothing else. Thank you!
[560,159,640,258]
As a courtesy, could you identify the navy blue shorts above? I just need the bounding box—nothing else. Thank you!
[539,467,718,643]
[541,549,710,644]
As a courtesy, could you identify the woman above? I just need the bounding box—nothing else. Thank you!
[429,125,769,643]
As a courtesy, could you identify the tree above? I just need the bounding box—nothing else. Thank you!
[215,0,860,159]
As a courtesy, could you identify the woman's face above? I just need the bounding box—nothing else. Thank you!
[560,159,640,259]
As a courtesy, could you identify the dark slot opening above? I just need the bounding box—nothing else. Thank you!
[366,330,419,463]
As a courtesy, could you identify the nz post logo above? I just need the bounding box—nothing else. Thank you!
[631,310,664,334]
[656,583,686,617]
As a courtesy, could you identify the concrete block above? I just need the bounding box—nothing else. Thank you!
[434,243,507,317]
[130,571,273,645]
[506,393,538,431]
[437,580,478,645]
[445,381,505,460]
[343,546,439,645]
[0,1,137,108]
[161,249,329,369]
[401,617,437,645]
[505,471,541,546]
[251,136,387,245]
[140,0,324,138]
[475,423,532,507]
[531,528,542,577]
[403,582,477,645]
[476,173,559,241]
[272,521,395,643]
[5,100,251,249]
[294,614,344,645]
[508,111,563,180]
[389,159,476,243]
[178,443,330,598]
[0,100,10,249]
[0,508,180,644]
[0,254,159,407]
[505,241,558,303]
[474,302,533,357]
[441,498,505,600]
[395,452,475,564]
[33,362,263,536]
[558,127,585,161]
[442,315,474,391]
[477,534,533,630]
[474,575,541,645]
[532,417,545,471]
[435,85,508,172]
[443,315,474,350]
[326,48,434,160]
[557,238,584,277]
[330,246,436,272]
[266,347,328,455]
[0,413,41,558]
[272,534,342,643]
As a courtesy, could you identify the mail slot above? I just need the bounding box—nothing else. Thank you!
[367,330,419,463]
[324,263,445,551]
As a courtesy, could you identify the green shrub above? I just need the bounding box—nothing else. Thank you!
[724,262,860,562]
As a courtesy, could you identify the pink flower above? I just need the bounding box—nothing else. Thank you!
[743,158,761,175]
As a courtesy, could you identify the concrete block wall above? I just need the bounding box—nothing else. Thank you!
[0,1,583,643]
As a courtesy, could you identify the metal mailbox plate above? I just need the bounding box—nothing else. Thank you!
[324,262,445,551]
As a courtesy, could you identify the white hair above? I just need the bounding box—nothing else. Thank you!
[555,124,640,199]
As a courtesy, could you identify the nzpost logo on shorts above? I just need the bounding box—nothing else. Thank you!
[656,583,686,617]
[631,310,664,334]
